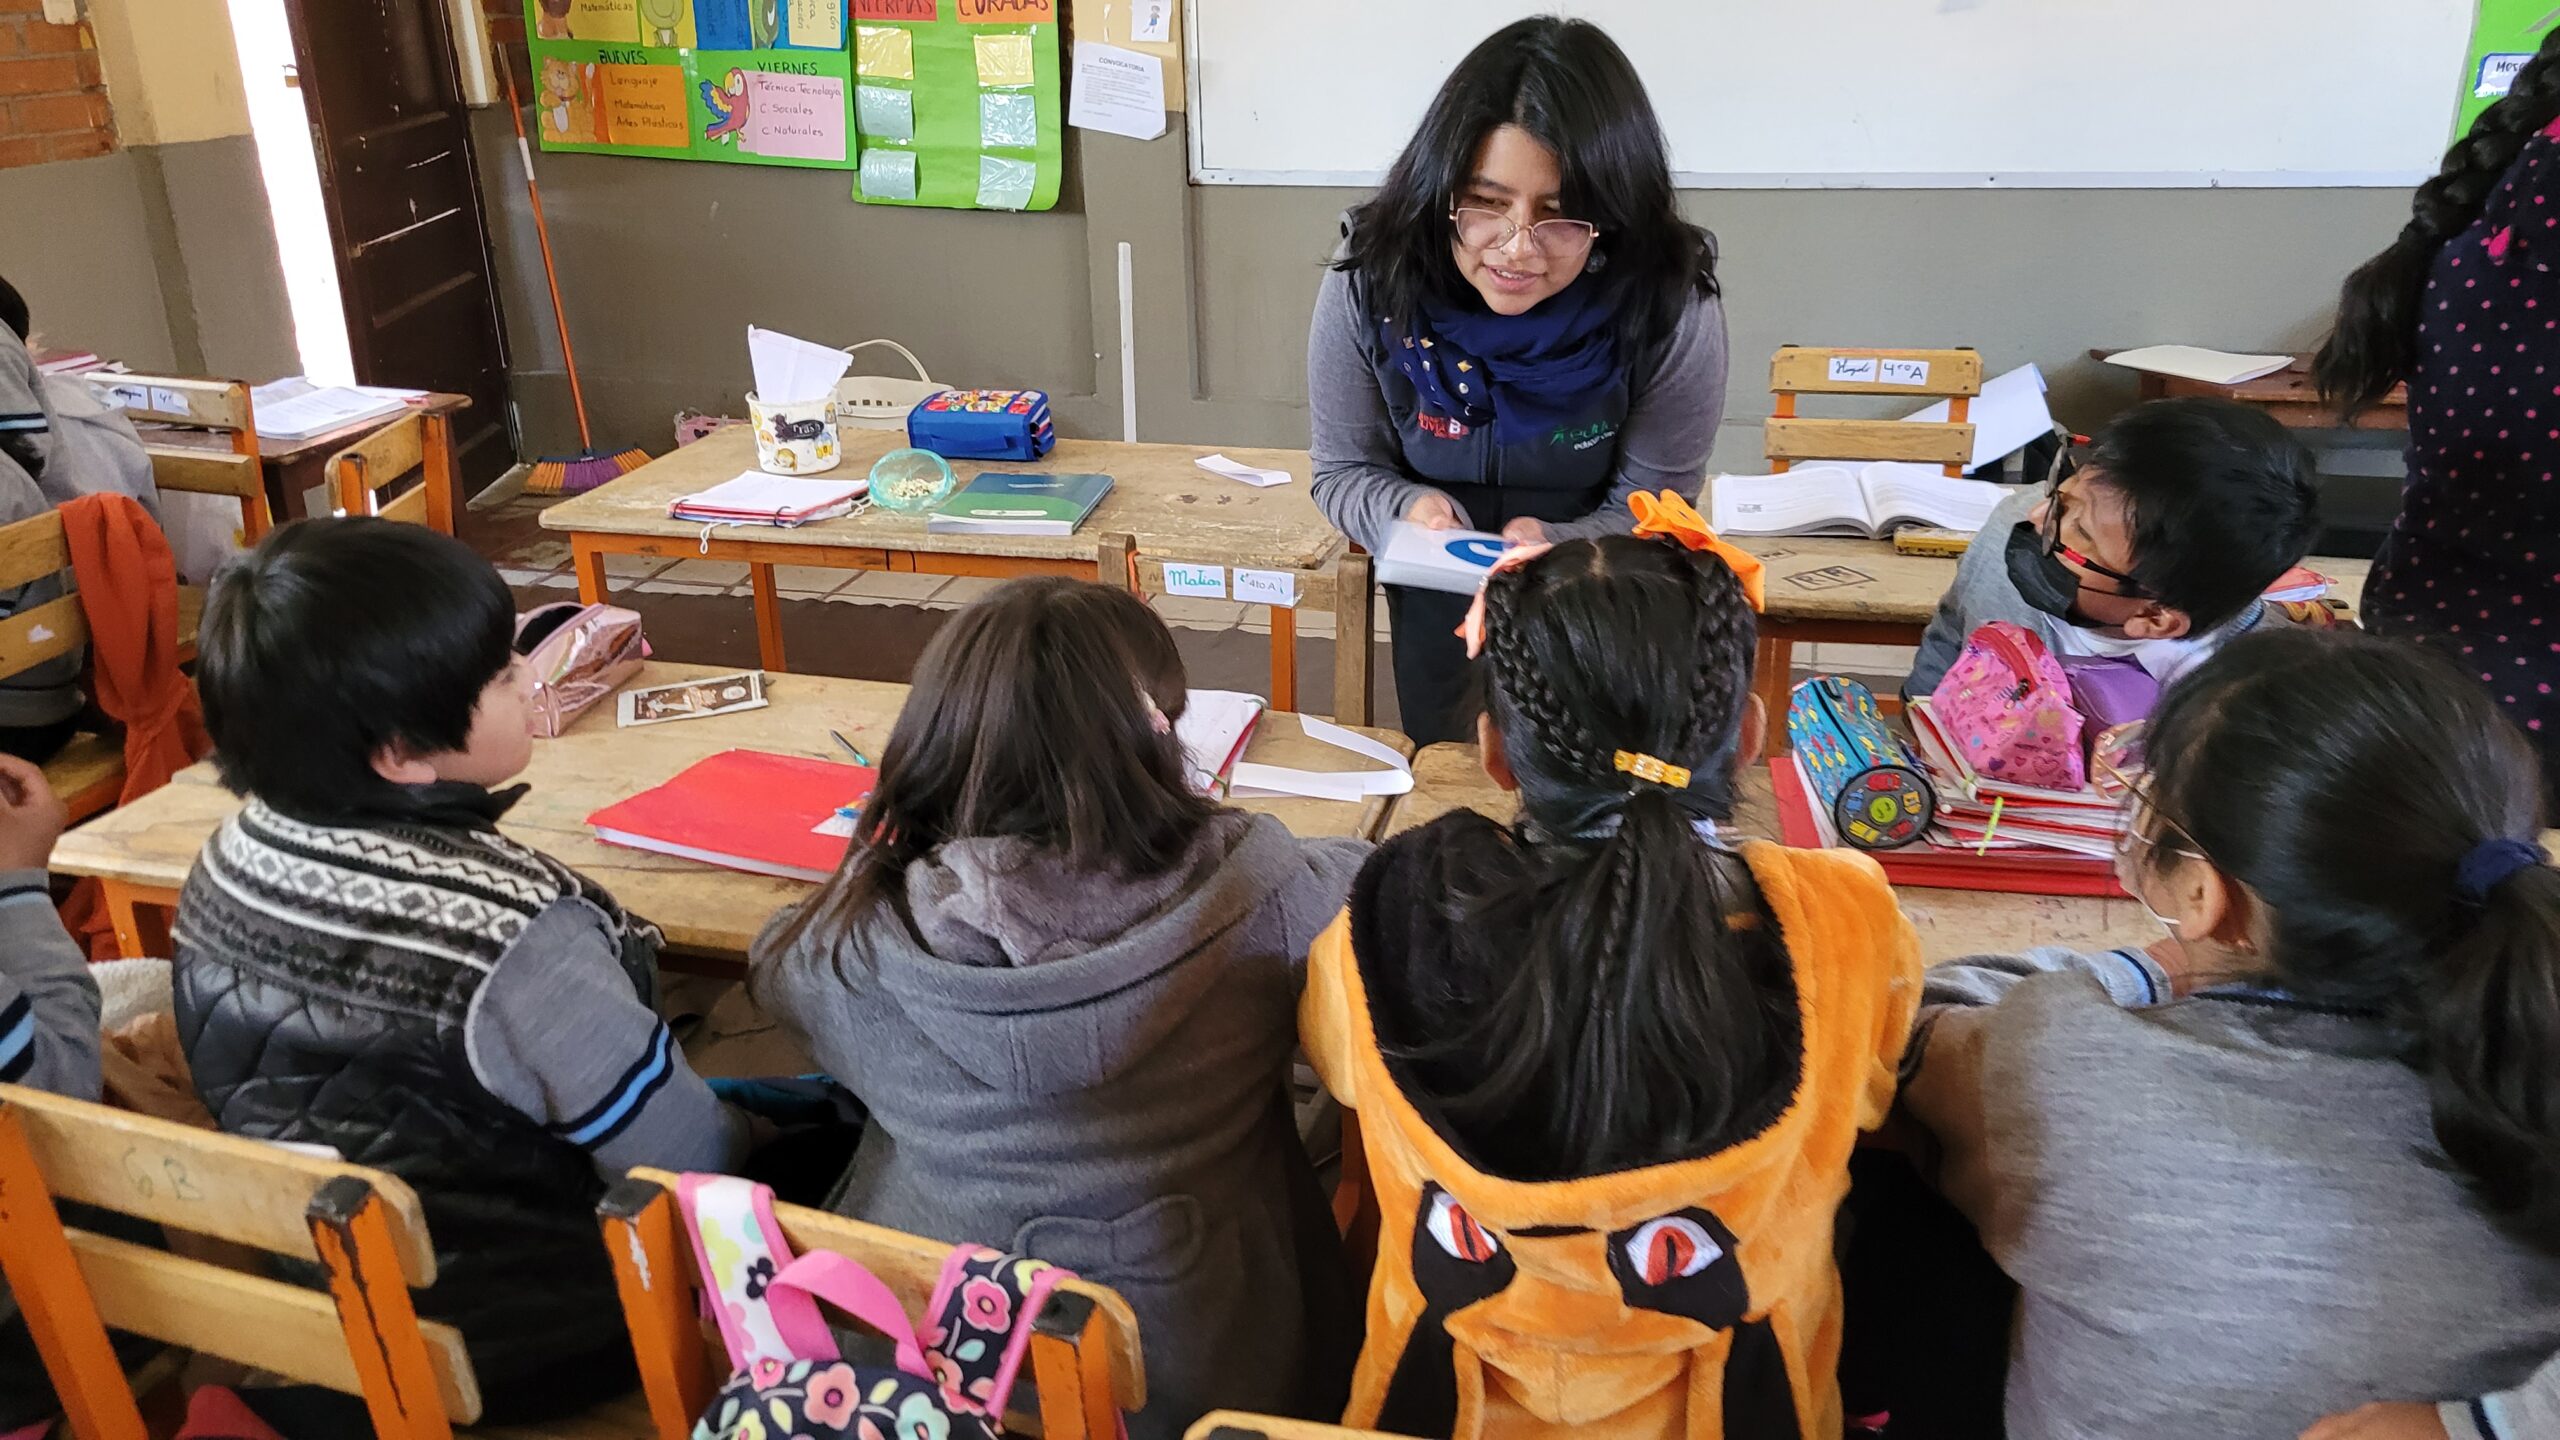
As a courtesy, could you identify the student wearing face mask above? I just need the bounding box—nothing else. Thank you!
[1897,627,2560,1440]
[1904,397,2321,698]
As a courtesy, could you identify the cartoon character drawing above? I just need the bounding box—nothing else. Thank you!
[539,56,597,145]
[700,66,750,145]
[637,0,687,46]
[536,0,572,40]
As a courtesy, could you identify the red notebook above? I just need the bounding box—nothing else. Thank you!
[1770,757,2126,898]
[586,750,879,882]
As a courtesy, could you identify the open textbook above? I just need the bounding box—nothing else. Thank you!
[1710,463,2007,539]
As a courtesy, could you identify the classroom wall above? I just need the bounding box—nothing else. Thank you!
[0,0,294,380]
[484,109,2418,481]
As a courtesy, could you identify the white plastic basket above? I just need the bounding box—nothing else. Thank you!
[833,338,943,431]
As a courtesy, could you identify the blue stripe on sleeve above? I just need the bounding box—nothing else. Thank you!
[0,995,37,1083]
[556,1024,674,1148]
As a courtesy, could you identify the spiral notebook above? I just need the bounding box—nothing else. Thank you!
[669,472,868,528]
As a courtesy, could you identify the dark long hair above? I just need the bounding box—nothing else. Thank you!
[1413,535,1797,1177]
[767,578,1217,961]
[1335,15,1716,359]
[2317,24,2560,415]
[2143,628,2560,1251]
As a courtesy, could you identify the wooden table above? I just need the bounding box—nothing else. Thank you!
[1389,744,2158,963]
[2093,351,2408,430]
[539,429,1361,718]
[52,662,1412,969]
[147,392,474,525]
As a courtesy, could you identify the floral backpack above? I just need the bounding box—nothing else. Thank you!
[1928,620,2087,791]
[680,1173,1075,1440]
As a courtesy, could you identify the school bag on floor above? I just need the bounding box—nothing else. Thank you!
[1929,620,2086,791]
[680,1173,1074,1440]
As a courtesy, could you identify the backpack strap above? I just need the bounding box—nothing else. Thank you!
[675,1172,841,1370]
[770,1249,930,1380]
[921,1246,1074,1419]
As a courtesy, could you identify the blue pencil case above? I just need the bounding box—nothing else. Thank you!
[906,388,1056,462]
[1787,675,1935,850]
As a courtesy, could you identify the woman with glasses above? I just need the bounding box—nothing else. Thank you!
[1305,16,1724,742]
[1900,627,2560,1440]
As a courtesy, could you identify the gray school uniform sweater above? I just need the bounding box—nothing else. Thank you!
[751,812,1367,1440]
[1901,947,2560,1440]
[0,869,101,1097]
[0,343,86,731]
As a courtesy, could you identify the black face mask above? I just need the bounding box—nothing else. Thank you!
[2003,520,2081,620]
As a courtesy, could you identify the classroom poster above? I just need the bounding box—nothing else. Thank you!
[2454,0,2553,140]
[849,0,1062,211]
[527,0,860,169]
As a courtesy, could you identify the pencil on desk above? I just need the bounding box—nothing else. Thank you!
[830,729,870,766]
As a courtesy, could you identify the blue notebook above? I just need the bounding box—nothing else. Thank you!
[927,472,1115,537]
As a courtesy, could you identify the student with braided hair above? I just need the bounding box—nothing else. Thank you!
[2318,24,2560,800]
[1300,510,1922,1439]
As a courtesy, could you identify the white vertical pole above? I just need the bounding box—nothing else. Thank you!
[1117,241,1138,443]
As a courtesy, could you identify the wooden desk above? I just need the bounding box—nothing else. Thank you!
[539,429,1362,718]
[2093,351,2408,431]
[147,392,474,524]
[51,662,1411,968]
[1389,744,2157,963]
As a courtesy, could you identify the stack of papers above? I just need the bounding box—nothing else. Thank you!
[1373,521,1514,595]
[669,471,867,527]
[1176,689,1266,796]
[1905,699,2129,860]
[250,378,424,440]
[2103,346,2293,386]
[748,326,853,405]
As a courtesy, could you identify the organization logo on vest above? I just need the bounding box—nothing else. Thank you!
[1417,413,1472,441]
[1550,420,1618,451]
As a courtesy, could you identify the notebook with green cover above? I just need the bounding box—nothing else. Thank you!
[926,471,1115,536]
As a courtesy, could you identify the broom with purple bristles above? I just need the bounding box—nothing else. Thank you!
[503,63,650,494]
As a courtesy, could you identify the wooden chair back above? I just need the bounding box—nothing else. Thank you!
[81,373,272,550]
[0,1084,481,1439]
[602,1167,1146,1440]
[331,412,454,533]
[1187,1414,1417,1440]
[1765,346,1983,477]
[0,508,89,683]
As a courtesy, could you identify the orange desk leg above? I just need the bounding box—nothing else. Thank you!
[1755,634,1795,756]
[1268,607,1297,714]
[748,563,787,673]
[101,881,173,960]
[421,414,457,537]
[573,536,610,606]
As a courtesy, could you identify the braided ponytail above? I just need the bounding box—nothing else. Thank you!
[2317,25,2560,416]
[1402,535,1800,1179]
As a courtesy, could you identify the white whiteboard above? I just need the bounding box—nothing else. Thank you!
[1185,0,2474,188]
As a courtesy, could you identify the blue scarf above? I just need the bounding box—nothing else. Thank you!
[1382,277,1620,447]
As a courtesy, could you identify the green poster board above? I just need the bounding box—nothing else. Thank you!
[2454,0,2554,141]
[849,0,1062,212]
[527,0,857,169]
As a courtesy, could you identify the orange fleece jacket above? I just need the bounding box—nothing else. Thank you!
[1302,840,1921,1440]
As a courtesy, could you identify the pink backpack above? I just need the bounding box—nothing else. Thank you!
[1929,621,2086,790]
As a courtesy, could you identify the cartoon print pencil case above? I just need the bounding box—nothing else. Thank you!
[906,388,1055,461]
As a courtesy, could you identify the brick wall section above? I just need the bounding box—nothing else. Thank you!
[0,0,113,170]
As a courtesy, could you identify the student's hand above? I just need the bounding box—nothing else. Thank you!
[0,755,67,873]
[1501,516,1550,546]
[1405,492,1462,530]
[2300,1402,2450,1440]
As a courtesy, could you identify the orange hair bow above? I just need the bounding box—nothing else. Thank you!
[1630,489,1765,612]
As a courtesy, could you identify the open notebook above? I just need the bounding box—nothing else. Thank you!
[1711,464,2007,539]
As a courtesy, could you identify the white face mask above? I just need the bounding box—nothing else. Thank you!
[2116,829,2195,938]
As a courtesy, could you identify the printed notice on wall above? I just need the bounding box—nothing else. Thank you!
[1066,40,1164,140]
[746,71,847,161]
[602,64,690,148]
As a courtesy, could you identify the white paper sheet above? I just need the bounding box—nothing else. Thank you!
[1227,714,1414,801]
[1903,363,2053,470]
[248,377,415,440]
[2102,345,2292,386]
[1066,40,1166,140]
[748,326,855,406]
[1195,452,1291,487]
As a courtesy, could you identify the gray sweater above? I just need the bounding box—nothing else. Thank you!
[1902,947,2560,1440]
[752,813,1367,1440]
[0,868,100,1098]
[1304,264,1728,552]
[0,343,85,731]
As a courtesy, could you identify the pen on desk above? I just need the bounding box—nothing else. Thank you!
[830,730,871,766]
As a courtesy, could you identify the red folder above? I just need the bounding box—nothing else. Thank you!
[586,750,879,882]
[1770,758,2126,898]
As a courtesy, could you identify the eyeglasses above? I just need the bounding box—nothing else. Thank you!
[2039,477,2150,599]
[1449,207,1599,258]
[2094,749,2203,863]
